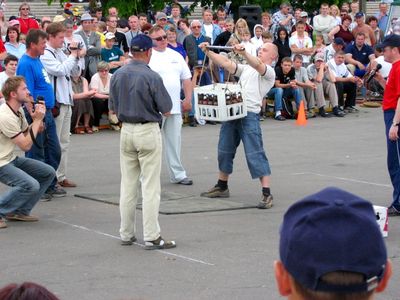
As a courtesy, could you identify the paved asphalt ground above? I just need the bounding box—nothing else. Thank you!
[1,107,399,300]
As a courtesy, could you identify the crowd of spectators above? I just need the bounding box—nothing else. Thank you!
[0,1,397,127]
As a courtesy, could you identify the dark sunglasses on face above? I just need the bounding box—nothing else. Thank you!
[153,35,167,41]
[192,26,201,29]
[21,7,29,10]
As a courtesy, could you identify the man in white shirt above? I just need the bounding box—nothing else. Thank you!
[201,9,222,44]
[149,26,194,186]
[328,50,362,112]
[0,55,18,105]
[368,46,392,96]
[199,41,278,209]
[313,3,336,44]
[289,20,314,65]
[41,22,80,189]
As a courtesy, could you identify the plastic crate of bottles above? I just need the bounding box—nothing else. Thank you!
[194,83,247,122]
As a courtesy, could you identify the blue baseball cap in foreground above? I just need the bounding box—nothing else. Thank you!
[279,187,387,293]
[377,34,400,49]
[130,34,153,52]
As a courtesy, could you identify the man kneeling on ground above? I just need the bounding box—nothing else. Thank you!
[0,76,56,229]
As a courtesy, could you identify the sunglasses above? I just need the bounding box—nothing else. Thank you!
[153,35,167,41]
[20,7,29,10]
[191,26,201,29]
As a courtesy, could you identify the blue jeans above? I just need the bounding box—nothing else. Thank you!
[25,110,61,190]
[0,156,55,217]
[218,112,271,179]
[384,110,400,210]
[267,87,302,111]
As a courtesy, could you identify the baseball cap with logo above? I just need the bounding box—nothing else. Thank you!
[300,11,308,18]
[279,187,387,293]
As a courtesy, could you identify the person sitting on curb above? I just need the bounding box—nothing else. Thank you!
[292,54,317,118]
[267,57,302,121]
[328,50,362,113]
[307,53,345,117]
[275,187,392,300]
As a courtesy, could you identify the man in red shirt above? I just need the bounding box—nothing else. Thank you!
[17,3,39,35]
[378,34,400,216]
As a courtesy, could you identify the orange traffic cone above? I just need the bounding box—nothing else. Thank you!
[296,100,307,126]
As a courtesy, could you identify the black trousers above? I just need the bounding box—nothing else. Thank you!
[335,81,356,108]
[91,98,109,126]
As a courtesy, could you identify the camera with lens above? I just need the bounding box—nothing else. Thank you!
[68,42,83,51]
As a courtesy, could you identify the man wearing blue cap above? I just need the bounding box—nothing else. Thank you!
[377,34,400,216]
[109,34,177,249]
[275,187,392,299]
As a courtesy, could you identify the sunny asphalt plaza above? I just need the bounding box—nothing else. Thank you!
[0,106,399,300]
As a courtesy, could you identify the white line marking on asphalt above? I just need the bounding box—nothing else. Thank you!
[291,172,391,188]
[50,218,215,266]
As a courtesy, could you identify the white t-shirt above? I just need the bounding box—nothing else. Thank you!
[375,56,392,78]
[0,104,29,167]
[203,24,214,41]
[325,44,336,61]
[149,48,192,114]
[327,58,352,78]
[234,64,275,113]
[289,35,313,63]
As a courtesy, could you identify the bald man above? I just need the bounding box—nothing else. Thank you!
[199,42,278,209]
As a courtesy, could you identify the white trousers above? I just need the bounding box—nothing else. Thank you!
[162,114,187,182]
[119,122,162,242]
[55,104,72,182]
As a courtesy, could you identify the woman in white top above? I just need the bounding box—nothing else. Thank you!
[89,61,119,131]
[330,5,342,26]
[4,26,26,59]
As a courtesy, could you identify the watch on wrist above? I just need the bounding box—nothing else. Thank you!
[392,122,399,127]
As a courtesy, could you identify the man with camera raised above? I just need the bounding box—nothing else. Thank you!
[41,22,81,194]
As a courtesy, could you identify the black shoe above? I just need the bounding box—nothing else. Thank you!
[176,177,193,185]
[121,236,137,246]
[188,116,197,127]
[207,121,217,125]
[333,107,345,117]
[274,115,286,121]
[319,107,331,118]
[388,206,400,216]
